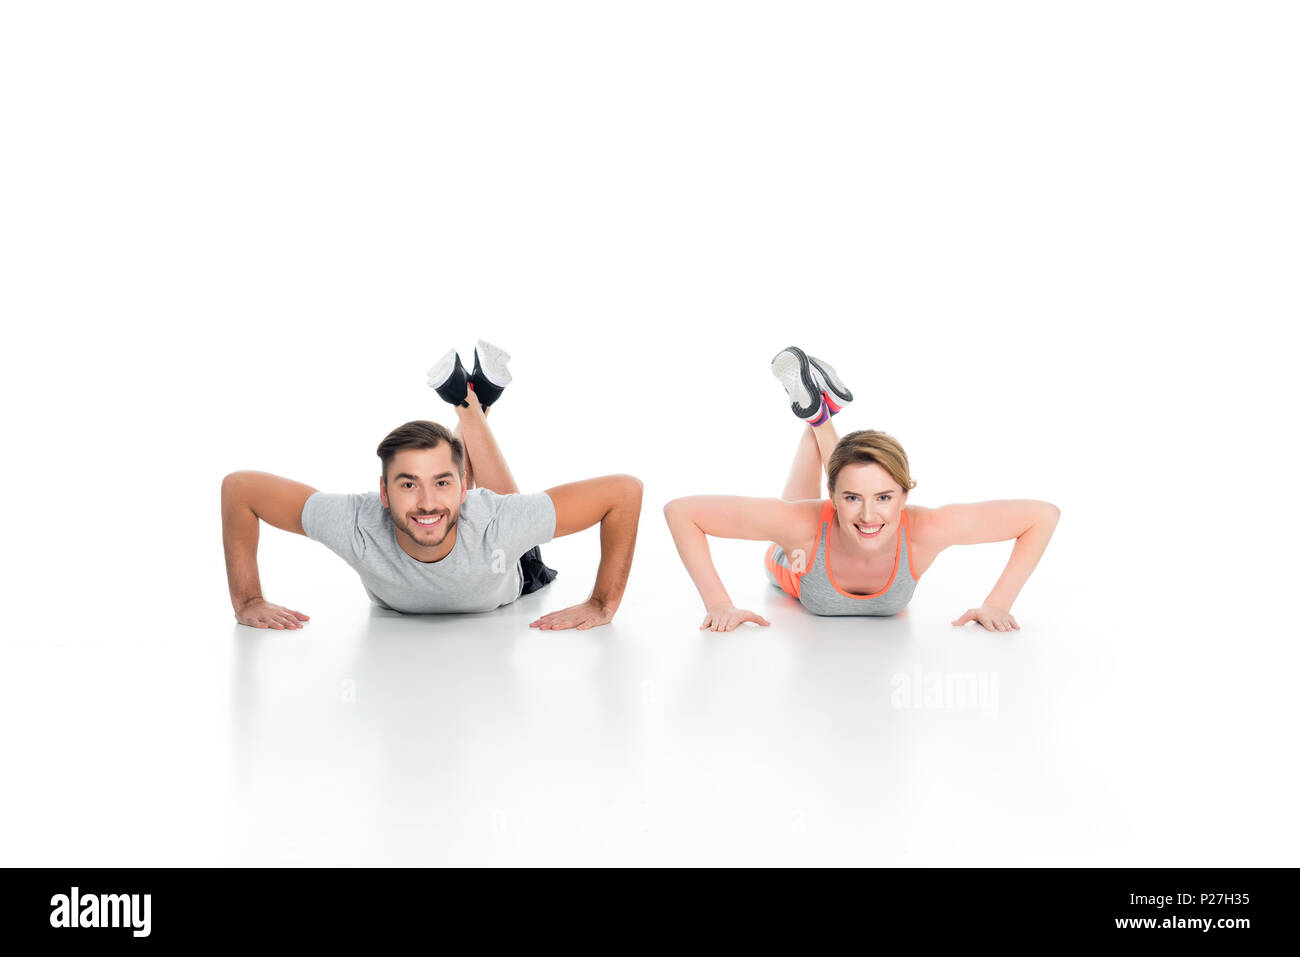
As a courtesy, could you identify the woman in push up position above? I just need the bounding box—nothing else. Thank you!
[663,347,1060,632]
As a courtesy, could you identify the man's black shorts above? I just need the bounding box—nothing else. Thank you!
[519,545,558,595]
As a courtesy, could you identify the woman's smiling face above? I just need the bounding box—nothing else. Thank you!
[830,462,906,552]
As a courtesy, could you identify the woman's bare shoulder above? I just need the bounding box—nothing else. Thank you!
[904,504,938,545]
[776,498,826,553]
[902,504,947,576]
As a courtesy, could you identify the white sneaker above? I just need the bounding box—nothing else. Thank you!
[770,346,825,420]
[427,348,469,407]
[806,353,853,411]
[470,339,512,408]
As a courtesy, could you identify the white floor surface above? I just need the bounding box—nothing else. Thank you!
[5,521,1296,867]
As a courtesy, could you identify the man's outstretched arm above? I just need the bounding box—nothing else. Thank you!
[221,470,318,629]
[531,474,644,631]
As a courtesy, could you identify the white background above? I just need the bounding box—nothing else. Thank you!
[2,2,1296,865]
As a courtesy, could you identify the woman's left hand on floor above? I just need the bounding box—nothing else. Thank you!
[951,605,1019,632]
[700,605,772,632]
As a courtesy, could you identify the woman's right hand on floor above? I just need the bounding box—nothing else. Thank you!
[700,605,771,632]
[236,598,311,630]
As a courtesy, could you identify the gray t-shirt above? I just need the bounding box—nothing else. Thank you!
[301,488,557,613]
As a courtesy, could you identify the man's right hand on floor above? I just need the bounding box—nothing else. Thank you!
[236,598,311,630]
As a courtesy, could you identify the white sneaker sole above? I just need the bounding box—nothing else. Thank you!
[426,347,460,389]
[475,339,513,387]
[770,347,822,419]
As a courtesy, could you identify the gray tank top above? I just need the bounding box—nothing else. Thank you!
[766,501,920,616]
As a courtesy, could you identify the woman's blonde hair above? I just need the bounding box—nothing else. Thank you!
[826,430,917,496]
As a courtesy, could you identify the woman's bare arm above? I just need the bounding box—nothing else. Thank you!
[663,496,816,628]
[913,499,1061,631]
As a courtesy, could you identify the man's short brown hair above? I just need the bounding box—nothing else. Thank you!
[375,420,465,482]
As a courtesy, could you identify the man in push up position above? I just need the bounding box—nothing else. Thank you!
[221,340,642,631]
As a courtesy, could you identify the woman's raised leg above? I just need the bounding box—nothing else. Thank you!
[782,419,841,499]
[809,417,840,470]
[781,426,822,501]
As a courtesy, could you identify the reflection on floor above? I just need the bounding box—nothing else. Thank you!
[4,552,1294,866]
